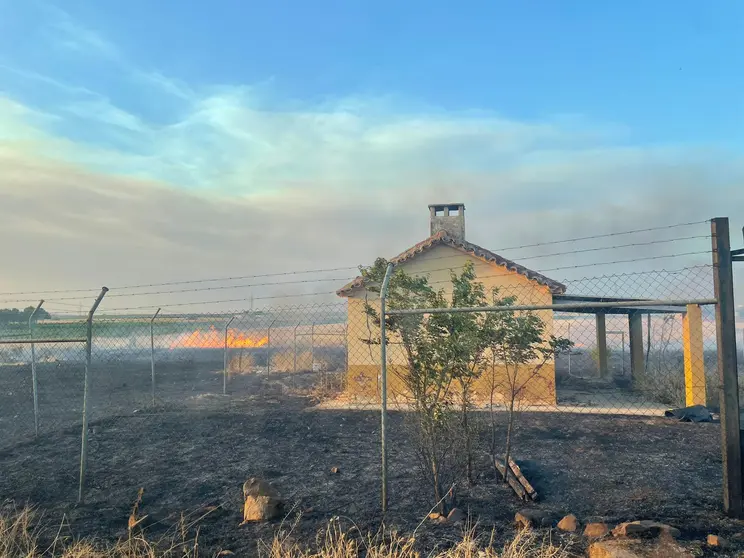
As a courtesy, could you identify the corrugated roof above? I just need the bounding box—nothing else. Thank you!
[336,230,566,296]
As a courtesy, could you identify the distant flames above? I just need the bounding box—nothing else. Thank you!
[170,326,268,349]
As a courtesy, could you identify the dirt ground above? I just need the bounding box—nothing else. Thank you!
[1,359,743,556]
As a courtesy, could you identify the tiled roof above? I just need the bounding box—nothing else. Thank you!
[336,231,567,296]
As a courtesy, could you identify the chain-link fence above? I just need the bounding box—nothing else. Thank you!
[0,253,741,538]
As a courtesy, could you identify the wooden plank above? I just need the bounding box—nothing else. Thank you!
[494,459,528,501]
[711,217,743,518]
[508,457,538,501]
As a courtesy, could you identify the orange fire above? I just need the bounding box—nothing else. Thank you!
[170,326,269,349]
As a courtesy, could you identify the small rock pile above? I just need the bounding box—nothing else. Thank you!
[512,509,734,558]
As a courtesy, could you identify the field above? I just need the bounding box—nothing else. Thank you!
[1,348,742,557]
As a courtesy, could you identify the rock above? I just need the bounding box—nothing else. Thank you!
[584,522,611,538]
[590,539,694,558]
[240,478,283,523]
[557,514,578,532]
[706,534,728,549]
[612,520,680,539]
[588,540,643,558]
[514,509,551,529]
[447,508,466,524]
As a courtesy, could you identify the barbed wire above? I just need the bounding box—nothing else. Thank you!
[96,291,339,313]
[103,277,351,299]
[0,219,710,298]
[0,238,711,306]
[413,251,712,287]
[0,251,711,310]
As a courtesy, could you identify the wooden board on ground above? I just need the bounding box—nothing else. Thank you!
[508,457,538,501]
[494,459,528,501]
[494,458,538,501]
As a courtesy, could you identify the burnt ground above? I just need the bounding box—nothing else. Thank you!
[1,359,743,556]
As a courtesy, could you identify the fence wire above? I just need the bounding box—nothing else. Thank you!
[0,263,738,525]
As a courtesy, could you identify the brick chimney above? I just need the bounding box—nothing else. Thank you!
[428,203,465,240]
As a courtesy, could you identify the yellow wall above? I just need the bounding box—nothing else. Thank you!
[343,244,556,405]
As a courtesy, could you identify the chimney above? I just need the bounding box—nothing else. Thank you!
[429,203,465,240]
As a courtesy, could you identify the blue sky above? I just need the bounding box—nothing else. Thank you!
[0,0,742,309]
[2,0,742,145]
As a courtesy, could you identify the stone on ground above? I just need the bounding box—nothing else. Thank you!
[584,522,611,538]
[557,514,578,532]
[589,539,693,558]
[241,478,283,523]
[612,520,680,539]
[706,534,728,549]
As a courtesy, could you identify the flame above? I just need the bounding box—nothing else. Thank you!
[170,326,268,349]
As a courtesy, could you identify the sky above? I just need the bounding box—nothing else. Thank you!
[0,0,742,314]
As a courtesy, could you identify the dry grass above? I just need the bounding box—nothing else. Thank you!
[263,519,574,558]
[0,505,209,558]
[0,506,575,558]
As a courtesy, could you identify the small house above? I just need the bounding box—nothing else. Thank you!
[336,203,567,406]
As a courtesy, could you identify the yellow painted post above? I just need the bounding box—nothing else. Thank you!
[682,304,707,407]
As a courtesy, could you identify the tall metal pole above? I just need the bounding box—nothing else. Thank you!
[311,322,316,372]
[293,322,301,374]
[711,217,743,517]
[267,318,277,376]
[344,322,349,388]
[150,308,161,406]
[28,299,44,437]
[223,315,237,395]
[379,263,394,514]
[645,313,652,371]
[78,287,109,503]
[567,322,572,377]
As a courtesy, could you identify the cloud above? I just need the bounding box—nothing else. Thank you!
[0,92,739,314]
[39,4,121,61]
[0,5,742,314]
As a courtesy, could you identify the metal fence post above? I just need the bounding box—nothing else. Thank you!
[28,299,45,437]
[78,287,109,504]
[567,322,572,377]
[310,321,315,372]
[344,322,349,372]
[711,217,743,517]
[267,318,277,376]
[379,263,394,513]
[150,308,161,406]
[223,315,237,395]
[292,321,301,374]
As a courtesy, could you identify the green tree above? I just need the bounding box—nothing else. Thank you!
[0,307,51,324]
[360,259,454,513]
[360,257,571,507]
[426,263,499,485]
[360,259,502,509]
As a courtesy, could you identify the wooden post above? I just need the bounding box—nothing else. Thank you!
[628,311,645,383]
[595,313,608,377]
[711,217,743,517]
[682,304,707,407]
